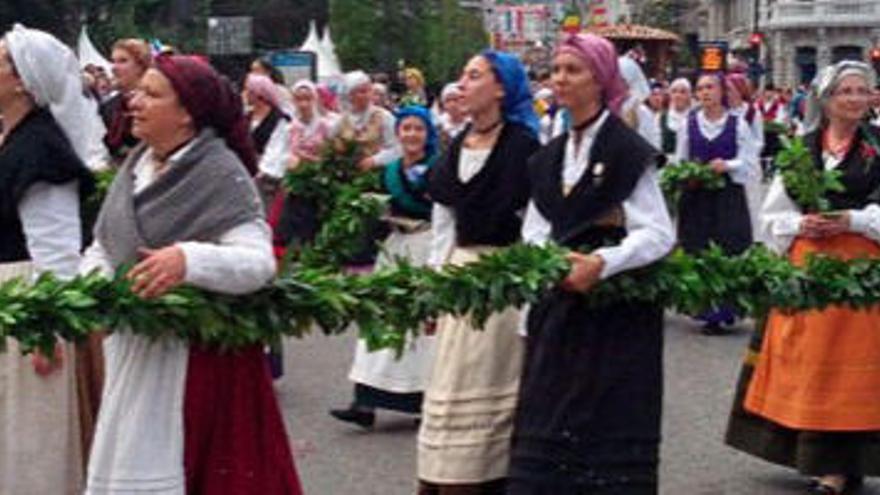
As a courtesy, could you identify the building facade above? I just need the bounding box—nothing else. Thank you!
[699,0,880,87]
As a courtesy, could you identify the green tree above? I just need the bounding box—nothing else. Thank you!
[329,0,487,86]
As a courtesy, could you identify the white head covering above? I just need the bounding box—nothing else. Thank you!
[441,82,462,102]
[5,24,109,169]
[343,70,371,94]
[618,55,650,101]
[669,77,692,93]
[290,79,323,134]
[534,87,554,101]
[803,60,876,134]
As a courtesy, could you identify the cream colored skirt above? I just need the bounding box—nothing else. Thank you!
[417,247,525,484]
[0,261,84,494]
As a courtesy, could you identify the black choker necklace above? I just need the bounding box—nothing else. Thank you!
[472,120,503,134]
[572,108,605,132]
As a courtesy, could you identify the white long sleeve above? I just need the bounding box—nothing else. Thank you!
[18,181,82,279]
[593,168,675,278]
[177,220,276,295]
[521,200,552,246]
[428,204,456,268]
[636,103,662,150]
[257,120,292,179]
[369,109,401,166]
[759,175,802,254]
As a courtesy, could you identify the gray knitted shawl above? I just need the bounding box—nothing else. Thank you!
[94,128,263,268]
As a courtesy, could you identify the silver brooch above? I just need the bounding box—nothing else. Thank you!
[592,162,606,187]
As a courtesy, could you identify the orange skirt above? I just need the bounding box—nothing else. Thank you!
[745,233,880,431]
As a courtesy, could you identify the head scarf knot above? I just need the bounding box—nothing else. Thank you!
[555,34,629,115]
[803,60,876,134]
[395,105,438,159]
[154,54,257,174]
[481,50,539,138]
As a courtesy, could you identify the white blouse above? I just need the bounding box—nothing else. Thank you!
[730,103,765,157]
[760,152,880,254]
[673,109,760,186]
[521,110,675,280]
[255,117,293,180]
[428,148,493,268]
[17,181,82,279]
[83,143,275,495]
[622,96,662,150]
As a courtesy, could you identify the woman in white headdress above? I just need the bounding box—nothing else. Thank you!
[333,70,400,170]
[726,61,880,495]
[618,55,662,149]
[0,24,102,494]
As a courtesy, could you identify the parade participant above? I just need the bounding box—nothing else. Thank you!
[316,82,341,126]
[334,70,400,170]
[402,67,428,107]
[269,80,330,259]
[646,81,667,114]
[673,72,759,334]
[249,57,295,116]
[0,24,99,495]
[246,73,292,207]
[437,82,468,145]
[727,61,880,495]
[757,83,788,125]
[330,106,439,428]
[102,38,150,159]
[420,50,540,495]
[618,55,661,148]
[84,54,302,494]
[727,72,767,237]
[660,77,692,155]
[508,33,674,495]
[727,73,764,151]
[373,82,393,110]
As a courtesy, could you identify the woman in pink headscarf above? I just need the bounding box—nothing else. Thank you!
[510,33,675,494]
[245,73,292,207]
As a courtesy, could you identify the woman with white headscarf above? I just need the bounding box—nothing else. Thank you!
[618,54,661,149]
[726,61,880,495]
[659,77,692,155]
[333,70,400,170]
[0,24,100,494]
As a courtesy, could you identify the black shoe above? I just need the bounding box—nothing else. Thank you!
[329,406,375,428]
[808,475,863,494]
[701,322,730,336]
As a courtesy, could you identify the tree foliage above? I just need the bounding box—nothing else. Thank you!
[329,0,487,86]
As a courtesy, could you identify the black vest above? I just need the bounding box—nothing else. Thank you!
[803,127,880,211]
[529,113,661,250]
[428,123,539,247]
[0,109,93,262]
[251,107,288,155]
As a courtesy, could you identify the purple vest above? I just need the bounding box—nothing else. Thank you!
[687,111,737,162]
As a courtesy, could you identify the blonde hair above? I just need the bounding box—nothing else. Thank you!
[111,38,152,70]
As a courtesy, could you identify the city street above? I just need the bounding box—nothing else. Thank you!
[279,314,878,495]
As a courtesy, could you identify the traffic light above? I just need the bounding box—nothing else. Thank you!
[871,47,880,62]
[748,32,764,49]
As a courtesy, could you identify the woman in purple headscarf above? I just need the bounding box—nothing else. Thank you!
[508,33,675,495]
[672,72,759,334]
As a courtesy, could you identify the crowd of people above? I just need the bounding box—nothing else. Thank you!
[0,20,878,495]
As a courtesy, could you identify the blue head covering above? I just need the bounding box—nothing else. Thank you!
[481,50,540,138]
[395,105,439,159]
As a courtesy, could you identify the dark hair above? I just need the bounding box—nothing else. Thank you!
[251,57,284,84]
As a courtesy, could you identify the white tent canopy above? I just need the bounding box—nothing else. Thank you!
[318,25,342,80]
[77,26,112,74]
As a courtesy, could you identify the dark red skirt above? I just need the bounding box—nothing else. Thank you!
[184,344,303,494]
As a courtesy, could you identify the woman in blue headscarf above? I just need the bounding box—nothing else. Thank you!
[418,51,540,495]
[331,106,440,428]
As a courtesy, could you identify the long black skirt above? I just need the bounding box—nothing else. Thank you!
[678,181,752,255]
[508,290,664,494]
[725,318,880,477]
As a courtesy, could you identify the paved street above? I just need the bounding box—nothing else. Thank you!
[278,314,877,495]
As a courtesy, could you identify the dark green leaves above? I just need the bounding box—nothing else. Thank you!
[776,136,844,213]
[660,160,727,207]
